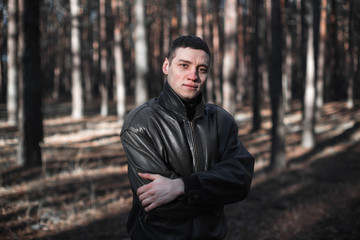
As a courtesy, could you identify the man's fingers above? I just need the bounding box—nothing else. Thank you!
[138,172,158,181]
[144,202,158,212]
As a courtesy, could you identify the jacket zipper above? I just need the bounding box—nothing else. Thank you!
[190,121,206,239]
[199,216,206,240]
[189,121,200,172]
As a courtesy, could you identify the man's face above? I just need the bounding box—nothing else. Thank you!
[162,47,210,100]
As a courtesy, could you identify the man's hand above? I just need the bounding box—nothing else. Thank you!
[137,173,185,212]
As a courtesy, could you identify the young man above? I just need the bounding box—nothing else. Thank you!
[120,35,254,240]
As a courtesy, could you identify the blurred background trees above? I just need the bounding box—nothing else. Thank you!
[0,0,359,169]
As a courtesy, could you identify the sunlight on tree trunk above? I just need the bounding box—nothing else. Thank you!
[7,0,18,125]
[112,0,126,124]
[196,0,203,38]
[70,0,83,119]
[181,0,189,35]
[134,0,149,106]
[302,2,316,149]
[222,0,237,116]
[100,0,109,116]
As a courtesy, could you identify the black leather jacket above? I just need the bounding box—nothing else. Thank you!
[120,82,254,240]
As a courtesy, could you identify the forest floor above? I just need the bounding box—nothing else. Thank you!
[0,100,360,240]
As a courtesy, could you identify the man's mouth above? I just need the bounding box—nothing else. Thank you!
[183,84,198,89]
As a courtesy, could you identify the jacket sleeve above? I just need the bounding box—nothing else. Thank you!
[182,109,255,206]
[121,127,212,220]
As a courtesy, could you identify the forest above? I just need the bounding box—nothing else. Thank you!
[0,0,360,239]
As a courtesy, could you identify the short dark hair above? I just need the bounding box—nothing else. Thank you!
[167,35,211,63]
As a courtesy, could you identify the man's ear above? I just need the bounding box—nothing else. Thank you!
[162,58,169,74]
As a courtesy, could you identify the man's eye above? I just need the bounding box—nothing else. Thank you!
[180,64,188,68]
[199,68,208,73]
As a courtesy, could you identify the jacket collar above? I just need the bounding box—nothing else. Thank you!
[159,81,205,121]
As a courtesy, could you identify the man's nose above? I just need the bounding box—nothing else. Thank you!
[187,69,198,81]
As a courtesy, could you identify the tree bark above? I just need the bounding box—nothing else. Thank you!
[346,0,354,109]
[196,0,203,38]
[204,0,213,103]
[134,0,148,106]
[282,0,292,112]
[236,1,246,105]
[112,0,126,124]
[212,1,222,105]
[316,0,327,109]
[222,0,238,116]
[181,0,189,35]
[18,0,43,168]
[70,0,84,119]
[302,1,316,149]
[269,0,286,170]
[7,0,18,125]
[100,0,109,116]
[252,0,261,131]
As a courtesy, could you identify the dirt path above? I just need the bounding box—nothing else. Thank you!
[1,101,359,239]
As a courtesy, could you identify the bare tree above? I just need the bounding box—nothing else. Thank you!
[346,0,355,109]
[70,0,83,119]
[282,0,292,112]
[100,0,110,116]
[18,0,43,167]
[7,0,18,125]
[236,1,246,105]
[196,0,203,38]
[302,1,316,149]
[134,0,149,106]
[222,0,238,116]
[181,0,189,35]
[269,0,286,169]
[252,0,261,131]
[212,0,222,105]
[112,0,126,124]
[204,0,213,103]
[316,0,327,109]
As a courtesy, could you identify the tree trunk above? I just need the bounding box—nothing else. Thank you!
[162,5,170,59]
[196,0,203,38]
[18,0,43,168]
[204,1,213,103]
[252,0,261,131]
[222,0,237,116]
[282,0,292,112]
[0,11,4,103]
[316,0,327,109]
[302,1,316,149]
[181,0,189,35]
[7,0,18,125]
[82,6,93,103]
[70,0,84,119]
[236,1,246,105]
[269,0,286,170]
[134,0,149,106]
[261,0,271,105]
[112,0,126,124]
[212,1,222,105]
[346,0,354,109]
[100,0,109,116]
